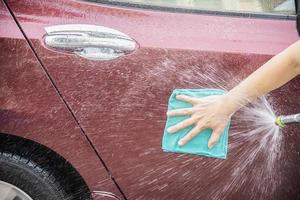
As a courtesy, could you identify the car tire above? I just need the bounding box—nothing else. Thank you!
[0,151,70,200]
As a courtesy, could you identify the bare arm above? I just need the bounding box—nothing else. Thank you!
[167,40,300,148]
[224,40,300,114]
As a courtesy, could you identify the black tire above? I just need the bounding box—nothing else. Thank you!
[0,151,69,200]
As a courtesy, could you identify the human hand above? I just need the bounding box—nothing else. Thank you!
[166,94,234,148]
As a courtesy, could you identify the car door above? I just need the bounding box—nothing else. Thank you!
[6,0,300,199]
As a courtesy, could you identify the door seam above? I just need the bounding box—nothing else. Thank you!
[2,1,128,199]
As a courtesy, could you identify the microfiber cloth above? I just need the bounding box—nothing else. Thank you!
[162,89,230,159]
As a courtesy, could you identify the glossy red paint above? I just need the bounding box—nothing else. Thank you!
[6,0,298,55]
[4,0,300,199]
[0,1,123,199]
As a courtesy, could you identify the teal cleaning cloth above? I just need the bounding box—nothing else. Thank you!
[162,89,230,159]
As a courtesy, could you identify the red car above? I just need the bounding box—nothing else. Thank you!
[0,0,299,199]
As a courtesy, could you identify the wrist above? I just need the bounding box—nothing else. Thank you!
[220,93,244,115]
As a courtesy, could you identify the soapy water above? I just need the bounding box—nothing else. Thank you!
[183,59,282,197]
[187,65,282,198]
[218,96,282,198]
[147,57,282,198]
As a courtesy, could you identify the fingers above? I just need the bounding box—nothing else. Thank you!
[167,117,195,133]
[208,129,223,149]
[176,94,199,105]
[178,125,205,146]
[167,108,194,116]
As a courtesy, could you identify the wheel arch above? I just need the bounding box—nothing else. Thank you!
[0,132,91,199]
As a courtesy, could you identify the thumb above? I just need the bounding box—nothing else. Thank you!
[208,129,222,149]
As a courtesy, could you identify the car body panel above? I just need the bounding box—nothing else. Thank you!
[0,1,123,199]
[5,0,300,199]
[5,0,298,54]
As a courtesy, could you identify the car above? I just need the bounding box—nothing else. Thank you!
[0,0,299,199]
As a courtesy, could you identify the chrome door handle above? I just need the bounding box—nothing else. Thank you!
[44,24,137,61]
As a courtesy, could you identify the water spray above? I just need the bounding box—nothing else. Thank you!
[275,113,300,128]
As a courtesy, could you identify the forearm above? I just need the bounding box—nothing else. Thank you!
[224,41,300,114]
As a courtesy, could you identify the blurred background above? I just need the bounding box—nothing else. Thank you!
[112,0,296,15]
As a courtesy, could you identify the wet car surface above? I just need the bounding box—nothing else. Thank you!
[1,0,300,199]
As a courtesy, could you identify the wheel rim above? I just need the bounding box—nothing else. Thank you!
[0,180,33,200]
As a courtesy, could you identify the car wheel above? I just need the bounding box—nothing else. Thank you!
[0,151,69,200]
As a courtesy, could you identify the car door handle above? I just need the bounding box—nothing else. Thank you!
[44,24,137,61]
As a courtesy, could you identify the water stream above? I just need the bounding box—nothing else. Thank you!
[155,57,282,199]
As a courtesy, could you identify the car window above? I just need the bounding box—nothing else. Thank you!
[96,0,296,15]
